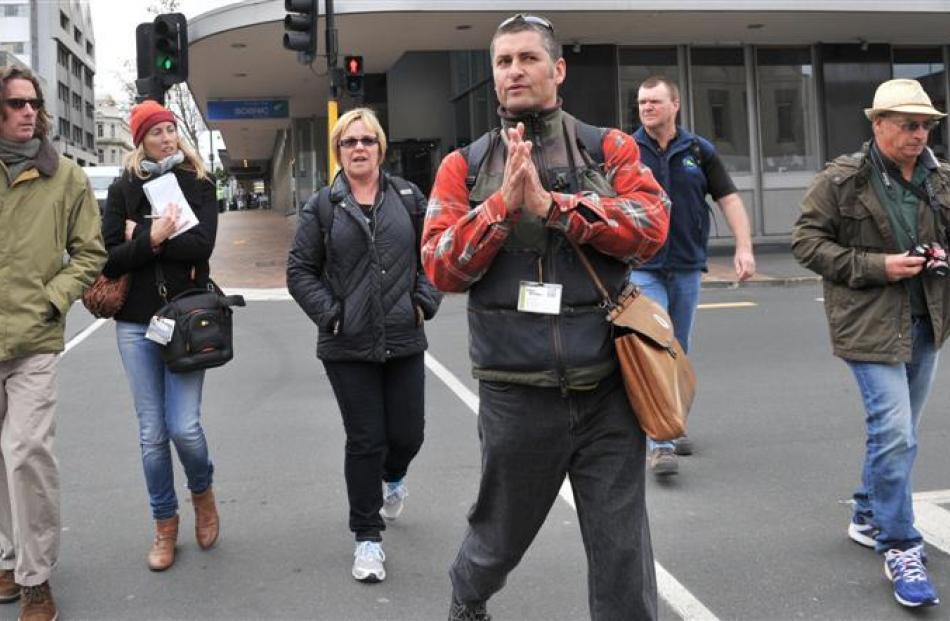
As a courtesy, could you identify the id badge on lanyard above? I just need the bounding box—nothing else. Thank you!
[516,257,562,315]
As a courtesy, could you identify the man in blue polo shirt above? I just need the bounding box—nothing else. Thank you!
[630,75,756,477]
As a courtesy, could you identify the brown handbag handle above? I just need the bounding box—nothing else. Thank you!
[565,237,617,309]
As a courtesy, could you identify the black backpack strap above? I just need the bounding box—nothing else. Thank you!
[387,175,423,256]
[313,186,336,266]
[574,120,607,165]
[690,138,712,174]
[462,130,498,192]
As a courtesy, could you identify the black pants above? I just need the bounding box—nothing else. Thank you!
[450,373,657,621]
[323,352,425,541]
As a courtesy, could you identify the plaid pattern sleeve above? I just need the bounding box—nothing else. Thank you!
[421,129,670,292]
[547,128,670,265]
[421,150,514,292]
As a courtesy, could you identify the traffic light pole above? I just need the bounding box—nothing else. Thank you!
[326,0,339,181]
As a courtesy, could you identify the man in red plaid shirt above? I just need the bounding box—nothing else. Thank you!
[423,14,669,621]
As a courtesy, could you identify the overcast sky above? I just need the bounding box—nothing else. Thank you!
[90,0,234,103]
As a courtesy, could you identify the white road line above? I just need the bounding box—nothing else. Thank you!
[913,490,950,555]
[220,287,293,301]
[424,351,719,621]
[697,302,757,310]
[61,318,107,357]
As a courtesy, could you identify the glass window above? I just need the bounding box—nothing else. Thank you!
[73,27,81,44]
[619,47,678,134]
[893,47,946,159]
[60,11,69,30]
[756,47,819,172]
[97,124,102,138]
[690,47,750,172]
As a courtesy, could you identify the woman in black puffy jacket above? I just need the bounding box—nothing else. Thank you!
[100,100,220,572]
[287,107,442,584]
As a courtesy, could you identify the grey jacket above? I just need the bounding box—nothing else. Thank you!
[792,143,950,362]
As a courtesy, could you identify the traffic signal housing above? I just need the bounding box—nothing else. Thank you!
[344,55,364,96]
[152,13,188,88]
[283,0,317,61]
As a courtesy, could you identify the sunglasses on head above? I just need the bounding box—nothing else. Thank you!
[4,97,43,111]
[497,13,554,33]
[886,116,941,133]
[339,135,379,149]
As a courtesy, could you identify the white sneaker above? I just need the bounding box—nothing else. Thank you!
[352,541,385,582]
[380,480,408,521]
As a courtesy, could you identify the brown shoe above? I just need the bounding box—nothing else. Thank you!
[147,515,179,571]
[192,487,219,550]
[0,570,19,603]
[18,581,56,621]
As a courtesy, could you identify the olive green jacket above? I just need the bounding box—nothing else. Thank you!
[0,139,106,361]
[792,142,950,363]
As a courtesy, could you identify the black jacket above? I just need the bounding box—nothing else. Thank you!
[101,166,218,324]
[287,171,442,362]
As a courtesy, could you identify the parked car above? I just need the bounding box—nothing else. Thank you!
[81,165,123,213]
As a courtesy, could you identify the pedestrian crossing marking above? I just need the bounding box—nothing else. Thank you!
[914,490,950,555]
[697,302,757,309]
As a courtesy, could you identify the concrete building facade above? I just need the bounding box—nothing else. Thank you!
[95,97,132,166]
[185,1,950,242]
[0,0,97,165]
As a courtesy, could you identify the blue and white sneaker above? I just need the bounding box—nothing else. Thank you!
[352,541,386,582]
[884,546,939,608]
[380,480,408,521]
[848,517,880,548]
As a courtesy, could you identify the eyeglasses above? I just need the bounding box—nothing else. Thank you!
[497,14,555,33]
[3,97,43,111]
[886,117,941,133]
[339,136,379,149]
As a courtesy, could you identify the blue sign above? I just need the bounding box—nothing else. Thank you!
[208,99,289,121]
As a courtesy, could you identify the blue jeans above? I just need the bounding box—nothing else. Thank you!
[629,269,702,451]
[116,321,213,520]
[846,317,939,552]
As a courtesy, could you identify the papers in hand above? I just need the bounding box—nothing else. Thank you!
[142,173,199,239]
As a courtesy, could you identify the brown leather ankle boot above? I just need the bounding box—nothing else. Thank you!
[147,515,179,571]
[192,487,219,550]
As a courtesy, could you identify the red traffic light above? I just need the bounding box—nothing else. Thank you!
[345,55,363,76]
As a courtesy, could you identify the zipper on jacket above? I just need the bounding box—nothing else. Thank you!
[546,245,569,397]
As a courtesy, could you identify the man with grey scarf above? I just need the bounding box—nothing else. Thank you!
[0,65,105,621]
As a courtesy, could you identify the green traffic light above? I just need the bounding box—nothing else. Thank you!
[156,56,174,72]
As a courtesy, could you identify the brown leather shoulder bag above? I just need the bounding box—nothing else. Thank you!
[569,239,695,440]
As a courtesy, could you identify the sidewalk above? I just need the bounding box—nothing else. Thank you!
[210,209,819,290]
[703,246,818,288]
[210,209,297,290]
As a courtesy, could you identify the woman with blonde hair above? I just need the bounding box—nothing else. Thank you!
[100,100,220,571]
[288,108,442,583]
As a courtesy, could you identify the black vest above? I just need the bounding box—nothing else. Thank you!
[464,108,628,389]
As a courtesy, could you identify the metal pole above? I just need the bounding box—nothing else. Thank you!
[326,0,339,180]
[208,131,214,175]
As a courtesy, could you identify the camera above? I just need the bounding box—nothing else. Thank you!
[907,242,950,277]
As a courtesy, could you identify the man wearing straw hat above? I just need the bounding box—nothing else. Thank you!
[793,78,950,609]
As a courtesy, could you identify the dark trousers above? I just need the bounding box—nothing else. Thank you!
[450,373,657,621]
[323,352,425,541]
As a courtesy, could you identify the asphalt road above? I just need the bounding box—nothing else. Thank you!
[6,282,948,620]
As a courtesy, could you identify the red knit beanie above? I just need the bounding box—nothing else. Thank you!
[129,100,176,146]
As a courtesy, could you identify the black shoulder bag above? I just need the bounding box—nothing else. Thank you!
[154,263,246,373]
